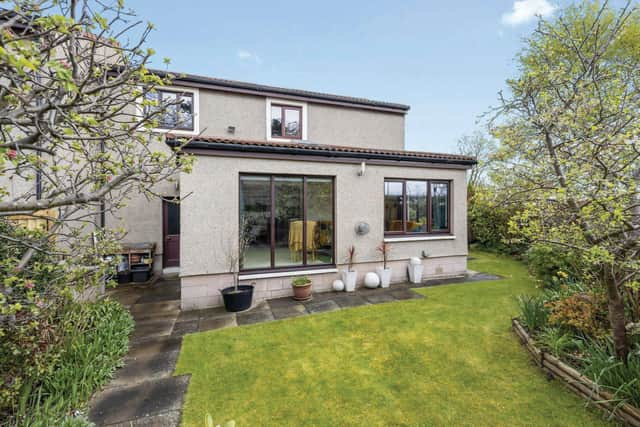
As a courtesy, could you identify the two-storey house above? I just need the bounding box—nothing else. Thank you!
[109,70,476,310]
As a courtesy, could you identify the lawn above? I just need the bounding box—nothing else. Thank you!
[175,251,608,426]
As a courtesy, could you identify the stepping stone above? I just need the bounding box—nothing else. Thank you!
[89,375,190,426]
[271,303,308,320]
[127,336,182,360]
[199,315,237,332]
[364,292,397,304]
[171,320,199,337]
[105,410,181,427]
[333,294,370,308]
[389,289,423,300]
[466,273,501,282]
[109,349,181,388]
[236,309,275,326]
[305,299,340,314]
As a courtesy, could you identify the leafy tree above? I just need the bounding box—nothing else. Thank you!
[0,0,192,414]
[492,0,640,360]
[457,131,497,189]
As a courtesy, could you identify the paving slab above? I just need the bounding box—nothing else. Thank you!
[131,318,176,342]
[89,375,190,426]
[333,294,370,308]
[236,309,275,326]
[305,299,340,314]
[271,303,308,320]
[389,289,424,300]
[130,301,181,320]
[171,320,199,337]
[363,291,397,304]
[109,350,181,388]
[127,336,183,360]
[199,315,237,332]
[197,305,235,319]
[137,281,180,303]
[105,410,181,427]
[268,296,301,309]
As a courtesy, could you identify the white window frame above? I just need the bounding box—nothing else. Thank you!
[266,98,308,142]
[137,85,200,136]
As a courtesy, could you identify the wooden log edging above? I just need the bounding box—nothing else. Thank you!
[511,317,640,427]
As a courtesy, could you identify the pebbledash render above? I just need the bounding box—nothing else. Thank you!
[110,70,476,310]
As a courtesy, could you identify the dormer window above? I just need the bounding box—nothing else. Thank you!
[145,89,195,131]
[266,99,307,141]
[271,104,302,139]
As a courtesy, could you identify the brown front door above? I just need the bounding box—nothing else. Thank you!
[163,199,180,267]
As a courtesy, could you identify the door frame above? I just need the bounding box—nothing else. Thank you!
[162,198,180,268]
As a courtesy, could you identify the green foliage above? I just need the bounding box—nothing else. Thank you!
[468,187,527,255]
[516,294,549,331]
[11,299,133,426]
[525,244,581,287]
[291,276,311,287]
[537,327,579,357]
[579,338,640,408]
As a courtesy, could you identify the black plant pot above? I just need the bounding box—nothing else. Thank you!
[221,285,254,312]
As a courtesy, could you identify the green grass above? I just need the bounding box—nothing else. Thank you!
[175,251,609,426]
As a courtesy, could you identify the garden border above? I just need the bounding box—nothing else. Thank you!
[512,317,640,427]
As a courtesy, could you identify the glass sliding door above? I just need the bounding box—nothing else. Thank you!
[239,176,271,270]
[274,177,304,267]
[239,174,334,271]
[306,178,333,265]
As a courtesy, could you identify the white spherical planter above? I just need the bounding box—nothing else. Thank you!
[332,279,345,292]
[364,272,380,288]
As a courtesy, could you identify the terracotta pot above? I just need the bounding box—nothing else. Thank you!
[292,283,312,301]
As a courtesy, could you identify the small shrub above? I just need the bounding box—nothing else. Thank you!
[517,294,549,331]
[291,276,311,287]
[545,293,609,338]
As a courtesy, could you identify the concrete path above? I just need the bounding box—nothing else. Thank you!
[89,271,500,426]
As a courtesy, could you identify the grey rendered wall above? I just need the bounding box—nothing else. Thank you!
[196,88,406,150]
[179,155,468,308]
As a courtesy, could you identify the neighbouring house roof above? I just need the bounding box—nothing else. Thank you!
[148,68,410,114]
[166,135,477,167]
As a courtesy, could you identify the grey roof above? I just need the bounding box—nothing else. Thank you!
[148,68,410,113]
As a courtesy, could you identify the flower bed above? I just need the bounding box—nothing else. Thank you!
[512,317,640,426]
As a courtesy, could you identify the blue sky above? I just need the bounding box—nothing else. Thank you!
[127,0,563,153]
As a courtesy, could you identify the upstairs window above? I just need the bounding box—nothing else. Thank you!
[145,89,194,131]
[271,104,302,139]
[384,179,450,235]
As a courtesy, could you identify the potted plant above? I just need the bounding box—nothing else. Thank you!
[376,241,392,288]
[220,218,255,312]
[341,245,357,292]
[291,276,313,301]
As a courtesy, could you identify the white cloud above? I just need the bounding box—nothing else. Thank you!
[236,49,262,64]
[501,0,556,26]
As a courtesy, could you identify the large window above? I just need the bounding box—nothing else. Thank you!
[384,179,450,235]
[271,104,302,139]
[145,89,194,131]
[240,175,334,271]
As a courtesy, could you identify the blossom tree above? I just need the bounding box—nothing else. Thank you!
[492,0,640,361]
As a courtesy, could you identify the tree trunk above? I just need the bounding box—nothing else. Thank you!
[604,271,629,362]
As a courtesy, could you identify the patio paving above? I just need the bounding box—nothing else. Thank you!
[89,269,499,426]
